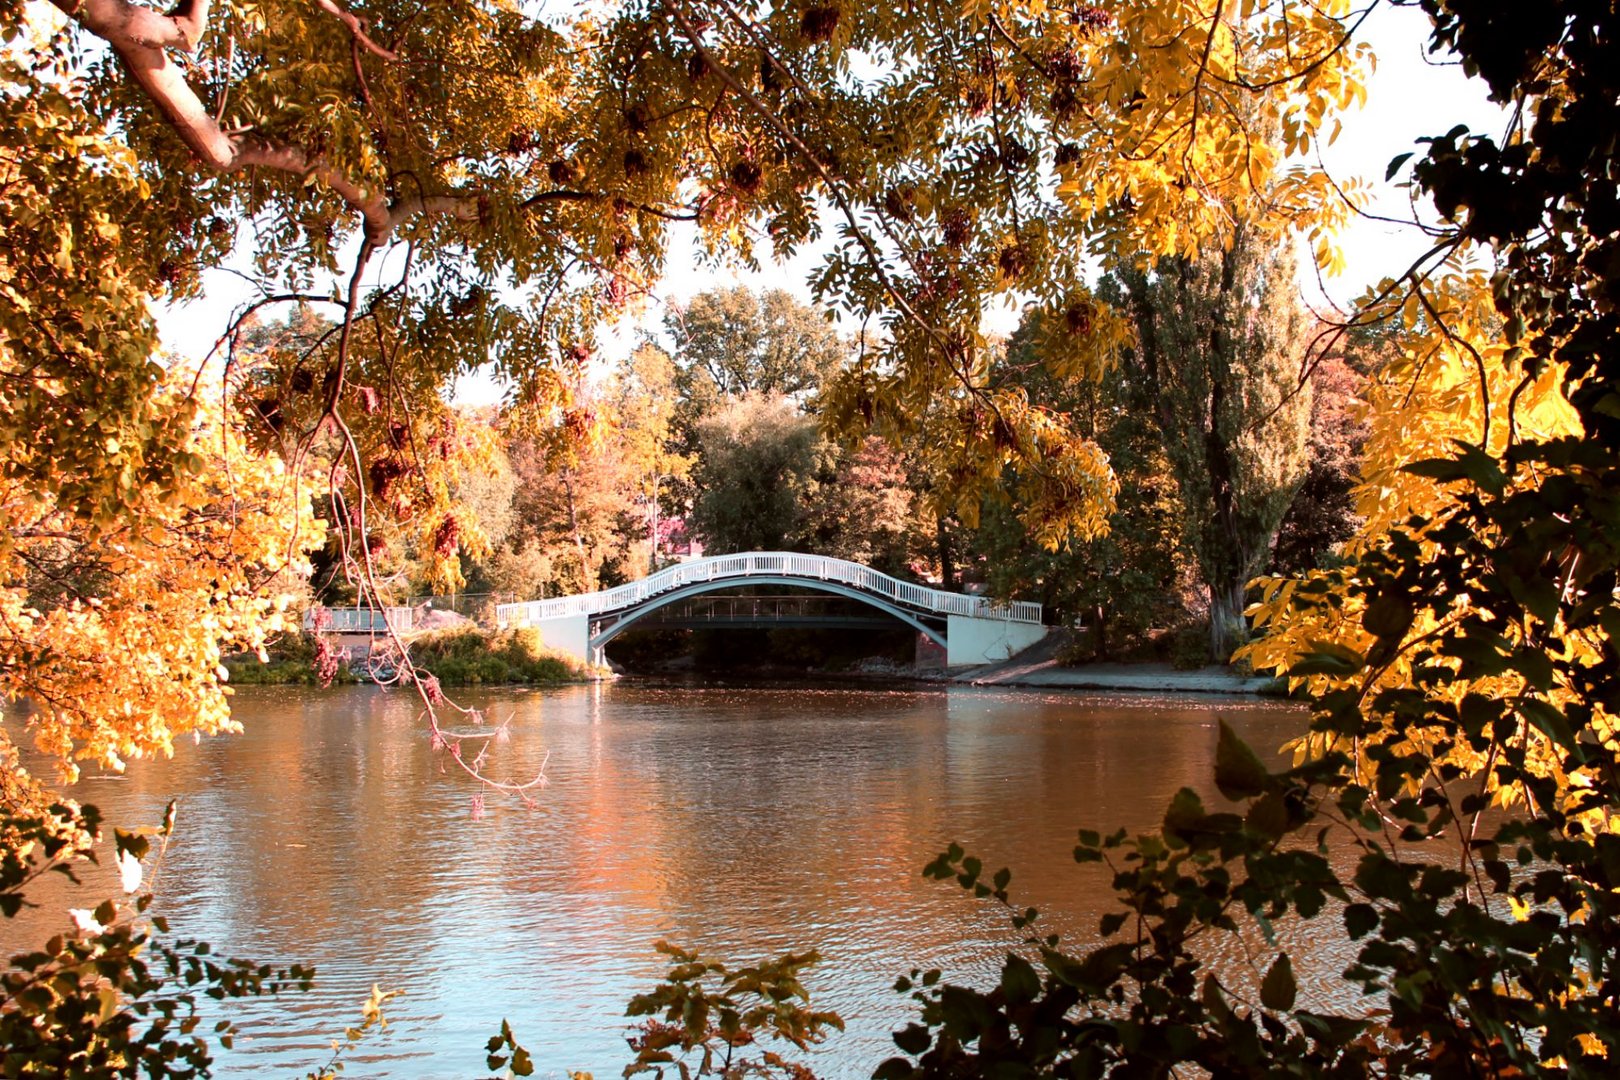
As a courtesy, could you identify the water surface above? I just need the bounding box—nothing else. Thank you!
[5,682,1311,1077]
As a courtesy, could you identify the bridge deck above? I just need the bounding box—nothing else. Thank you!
[496,551,1041,629]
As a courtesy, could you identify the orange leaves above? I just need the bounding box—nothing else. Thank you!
[0,363,324,783]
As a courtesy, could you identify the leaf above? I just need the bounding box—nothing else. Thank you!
[1518,698,1584,761]
[1362,594,1414,641]
[999,953,1041,1005]
[1342,903,1378,939]
[1214,720,1269,800]
[1288,640,1365,676]
[1261,953,1296,1011]
[1162,786,1208,840]
[892,1023,931,1055]
[1385,151,1414,180]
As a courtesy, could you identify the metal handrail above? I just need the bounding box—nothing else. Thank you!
[494,552,1042,628]
[305,606,414,633]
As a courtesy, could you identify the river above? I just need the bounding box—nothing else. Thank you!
[3,681,1312,1077]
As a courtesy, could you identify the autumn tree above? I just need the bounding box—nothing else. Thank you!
[962,315,1187,654]
[801,436,921,575]
[1102,225,1313,661]
[1268,327,1384,575]
[477,352,685,597]
[619,343,694,572]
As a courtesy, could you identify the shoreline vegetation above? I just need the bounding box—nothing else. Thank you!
[226,624,1282,696]
[224,625,606,688]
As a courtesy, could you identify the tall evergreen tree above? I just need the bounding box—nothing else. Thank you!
[1106,223,1313,661]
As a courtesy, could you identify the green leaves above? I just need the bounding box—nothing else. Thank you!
[1260,953,1296,1011]
[623,943,841,1077]
[0,803,316,1079]
[1214,721,1270,800]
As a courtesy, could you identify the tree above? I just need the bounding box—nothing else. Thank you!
[1267,328,1385,575]
[1104,225,1314,661]
[802,436,922,574]
[619,344,694,573]
[955,313,1187,654]
[478,353,684,598]
[688,395,823,554]
[665,286,845,412]
[0,366,323,793]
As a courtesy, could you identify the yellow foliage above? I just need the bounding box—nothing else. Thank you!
[1242,265,1598,817]
[0,365,324,785]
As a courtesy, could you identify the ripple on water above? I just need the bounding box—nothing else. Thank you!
[9,682,1334,1077]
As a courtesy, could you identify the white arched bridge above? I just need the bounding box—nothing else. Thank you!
[494,551,1047,668]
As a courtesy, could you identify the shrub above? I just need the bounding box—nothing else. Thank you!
[407,626,595,686]
[222,632,357,685]
[1168,621,1210,669]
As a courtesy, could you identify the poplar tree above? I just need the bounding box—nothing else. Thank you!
[1107,224,1312,661]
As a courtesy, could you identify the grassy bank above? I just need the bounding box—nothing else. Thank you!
[223,633,359,686]
[407,625,600,686]
[223,626,600,687]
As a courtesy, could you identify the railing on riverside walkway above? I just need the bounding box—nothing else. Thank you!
[304,606,414,633]
[494,552,1042,629]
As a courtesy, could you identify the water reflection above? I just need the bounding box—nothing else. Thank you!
[5,683,1311,1077]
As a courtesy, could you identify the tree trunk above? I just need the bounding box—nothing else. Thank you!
[937,517,955,589]
[1208,578,1248,664]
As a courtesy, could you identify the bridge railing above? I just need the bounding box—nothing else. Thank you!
[495,551,1042,628]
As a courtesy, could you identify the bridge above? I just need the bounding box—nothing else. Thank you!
[494,551,1047,668]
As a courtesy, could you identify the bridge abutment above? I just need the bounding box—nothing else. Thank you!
[944,615,1049,668]
[527,614,591,665]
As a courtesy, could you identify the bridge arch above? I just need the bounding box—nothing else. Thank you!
[494,551,1045,668]
[589,577,947,652]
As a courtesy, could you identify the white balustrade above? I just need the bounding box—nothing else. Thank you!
[494,552,1043,629]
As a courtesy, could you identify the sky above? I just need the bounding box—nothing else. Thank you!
[154,2,1507,407]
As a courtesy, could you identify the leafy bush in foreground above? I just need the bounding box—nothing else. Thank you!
[0,802,314,1078]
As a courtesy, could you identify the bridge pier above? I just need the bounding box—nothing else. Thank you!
[944,614,1049,668]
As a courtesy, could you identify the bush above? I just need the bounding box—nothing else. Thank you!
[1168,621,1210,669]
[222,632,357,685]
[407,625,594,686]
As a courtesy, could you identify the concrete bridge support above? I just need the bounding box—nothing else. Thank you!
[944,615,1049,668]
[528,613,591,665]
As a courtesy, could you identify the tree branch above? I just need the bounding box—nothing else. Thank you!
[313,0,398,61]
[48,0,408,242]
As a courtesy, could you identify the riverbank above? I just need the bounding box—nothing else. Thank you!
[948,632,1282,696]
[953,659,1279,695]
[224,626,607,687]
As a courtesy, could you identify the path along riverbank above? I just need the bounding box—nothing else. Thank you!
[946,631,1281,696]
